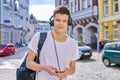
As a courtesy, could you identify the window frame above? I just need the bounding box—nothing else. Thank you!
[104,26,109,40]
[104,0,109,16]
[82,0,86,9]
[113,25,118,40]
[113,0,119,13]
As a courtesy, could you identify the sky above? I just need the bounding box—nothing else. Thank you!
[29,0,55,21]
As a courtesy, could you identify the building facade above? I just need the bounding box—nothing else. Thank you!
[36,21,52,33]
[0,0,29,44]
[98,0,120,42]
[29,14,38,40]
[55,0,99,50]
[29,15,52,40]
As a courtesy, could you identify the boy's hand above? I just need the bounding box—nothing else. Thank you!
[42,65,57,76]
[55,67,69,78]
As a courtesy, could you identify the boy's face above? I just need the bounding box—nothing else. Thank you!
[53,13,69,34]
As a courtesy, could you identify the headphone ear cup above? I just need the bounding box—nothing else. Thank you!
[68,17,72,26]
[49,16,54,26]
[50,19,54,26]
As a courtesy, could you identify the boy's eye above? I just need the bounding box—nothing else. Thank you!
[63,20,67,23]
[55,19,67,23]
[55,19,60,21]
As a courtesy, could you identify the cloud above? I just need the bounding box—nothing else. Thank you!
[30,0,55,5]
[29,5,55,20]
[29,0,55,20]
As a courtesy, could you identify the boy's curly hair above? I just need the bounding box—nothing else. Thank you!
[53,5,70,18]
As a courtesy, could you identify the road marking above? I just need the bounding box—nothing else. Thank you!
[0,52,28,69]
[0,61,16,69]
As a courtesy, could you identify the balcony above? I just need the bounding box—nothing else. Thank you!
[4,0,12,9]
[71,6,98,20]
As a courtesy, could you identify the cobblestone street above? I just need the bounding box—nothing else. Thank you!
[0,51,120,80]
[68,52,120,80]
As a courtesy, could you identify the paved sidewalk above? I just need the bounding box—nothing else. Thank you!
[0,69,16,80]
[0,47,28,80]
[0,47,28,69]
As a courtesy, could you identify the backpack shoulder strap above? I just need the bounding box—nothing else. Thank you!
[36,32,47,63]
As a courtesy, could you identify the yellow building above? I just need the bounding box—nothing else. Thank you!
[98,0,120,42]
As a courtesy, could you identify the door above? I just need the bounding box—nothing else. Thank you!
[109,43,120,64]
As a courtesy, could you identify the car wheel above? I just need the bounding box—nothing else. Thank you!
[84,52,92,59]
[87,53,92,59]
[103,58,111,67]
[86,55,91,59]
[12,50,15,55]
[4,53,8,56]
[79,54,84,59]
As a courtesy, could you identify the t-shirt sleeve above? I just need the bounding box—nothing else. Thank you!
[71,41,80,60]
[28,32,40,54]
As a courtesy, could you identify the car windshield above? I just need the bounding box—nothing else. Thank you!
[78,42,85,46]
[0,45,6,48]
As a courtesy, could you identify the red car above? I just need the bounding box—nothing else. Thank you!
[0,43,15,56]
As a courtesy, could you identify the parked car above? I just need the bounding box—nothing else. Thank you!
[78,41,92,59]
[0,43,15,56]
[102,42,120,67]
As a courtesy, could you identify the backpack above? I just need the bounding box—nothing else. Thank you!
[16,32,47,80]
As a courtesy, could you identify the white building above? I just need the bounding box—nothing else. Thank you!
[0,0,29,44]
[35,21,52,33]
[29,17,52,40]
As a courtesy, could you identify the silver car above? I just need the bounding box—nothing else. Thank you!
[78,42,92,59]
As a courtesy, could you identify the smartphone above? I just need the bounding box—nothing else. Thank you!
[56,70,65,73]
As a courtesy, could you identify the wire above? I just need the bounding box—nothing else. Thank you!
[50,24,62,80]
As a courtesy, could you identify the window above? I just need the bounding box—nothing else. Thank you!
[14,0,19,11]
[82,0,86,9]
[107,43,120,51]
[4,0,10,5]
[113,25,118,40]
[88,0,92,7]
[113,0,118,13]
[105,26,109,40]
[74,0,78,12]
[104,0,109,15]
[4,9,7,20]
[116,44,120,51]
[10,0,12,7]
[4,0,12,7]
[63,0,68,5]
[71,2,74,13]
[107,44,117,50]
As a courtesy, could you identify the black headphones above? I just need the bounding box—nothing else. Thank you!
[49,15,73,26]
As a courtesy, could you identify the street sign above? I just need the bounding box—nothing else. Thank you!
[4,20,10,23]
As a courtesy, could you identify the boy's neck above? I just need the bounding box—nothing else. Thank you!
[51,31,67,42]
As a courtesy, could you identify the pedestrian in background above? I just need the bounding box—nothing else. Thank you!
[26,5,80,80]
[99,40,104,53]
